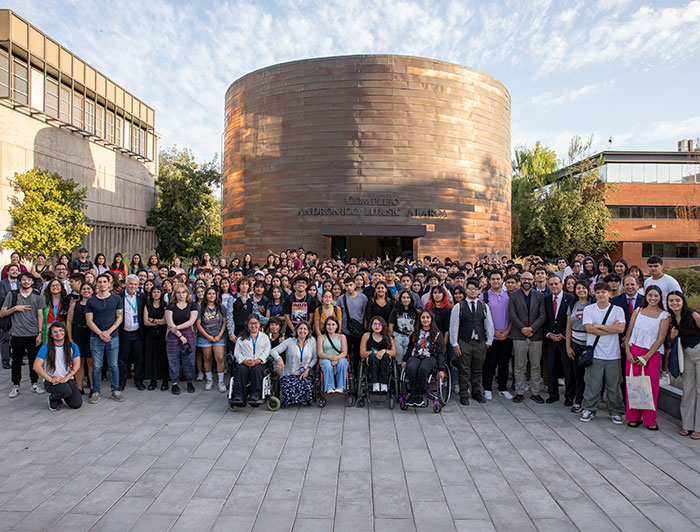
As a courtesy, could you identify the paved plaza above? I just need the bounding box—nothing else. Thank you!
[1,380,700,532]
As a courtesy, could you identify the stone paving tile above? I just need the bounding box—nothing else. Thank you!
[4,376,700,531]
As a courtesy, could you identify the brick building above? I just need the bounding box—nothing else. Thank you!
[222,55,511,261]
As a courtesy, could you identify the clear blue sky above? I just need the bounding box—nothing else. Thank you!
[9,0,700,165]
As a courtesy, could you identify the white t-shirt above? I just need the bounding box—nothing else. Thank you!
[36,342,80,378]
[643,274,681,309]
[582,303,626,360]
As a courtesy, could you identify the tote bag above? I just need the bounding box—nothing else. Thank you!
[668,338,685,379]
[626,364,656,411]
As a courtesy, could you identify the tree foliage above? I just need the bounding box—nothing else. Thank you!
[512,136,616,258]
[2,168,90,259]
[147,146,222,260]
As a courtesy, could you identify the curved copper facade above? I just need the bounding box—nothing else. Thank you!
[223,55,511,260]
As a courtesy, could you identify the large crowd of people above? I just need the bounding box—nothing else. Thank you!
[2,246,699,438]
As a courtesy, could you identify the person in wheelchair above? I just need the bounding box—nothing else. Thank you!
[270,321,317,407]
[402,310,446,407]
[231,315,271,407]
[360,316,395,393]
[317,317,349,394]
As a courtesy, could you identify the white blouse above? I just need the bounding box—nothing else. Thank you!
[629,310,670,353]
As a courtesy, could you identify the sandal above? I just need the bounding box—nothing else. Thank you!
[680,429,691,436]
[646,425,659,431]
[691,432,700,440]
[627,421,642,428]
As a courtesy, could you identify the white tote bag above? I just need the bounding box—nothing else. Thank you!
[626,364,656,411]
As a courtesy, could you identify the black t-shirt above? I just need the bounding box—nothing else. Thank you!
[253,295,269,316]
[283,293,317,325]
[85,294,123,338]
[389,307,419,335]
[72,259,93,273]
[166,302,197,326]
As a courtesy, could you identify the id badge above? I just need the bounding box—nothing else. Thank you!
[132,314,138,325]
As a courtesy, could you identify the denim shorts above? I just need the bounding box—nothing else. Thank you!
[197,336,226,348]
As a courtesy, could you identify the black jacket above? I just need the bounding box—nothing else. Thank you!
[117,290,147,338]
[611,293,644,336]
[544,292,574,338]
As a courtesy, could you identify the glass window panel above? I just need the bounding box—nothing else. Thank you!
[690,246,699,258]
[656,207,668,219]
[115,116,122,146]
[45,77,58,119]
[598,165,608,182]
[606,163,619,182]
[85,99,94,134]
[72,91,83,129]
[131,122,139,152]
[96,105,104,138]
[608,206,619,218]
[631,164,645,183]
[59,84,71,123]
[669,164,682,183]
[642,243,652,257]
[619,207,631,218]
[631,207,643,218]
[643,207,655,219]
[0,50,8,98]
[12,58,28,105]
[643,164,657,183]
[106,110,115,144]
[139,128,145,156]
[663,243,676,257]
[30,68,43,111]
[685,164,700,184]
[657,163,670,184]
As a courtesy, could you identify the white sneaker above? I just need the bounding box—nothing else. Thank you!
[610,414,623,425]
[580,409,595,422]
[558,378,565,386]
[380,384,388,393]
[484,390,492,400]
[218,382,227,393]
[499,391,513,400]
[336,387,345,393]
[31,383,45,394]
[204,380,213,391]
[8,385,19,398]
[196,372,204,381]
[372,383,380,392]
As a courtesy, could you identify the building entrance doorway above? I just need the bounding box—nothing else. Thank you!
[331,236,413,261]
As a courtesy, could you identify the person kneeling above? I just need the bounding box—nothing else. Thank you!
[403,310,446,407]
[34,321,82,411]
[232,316,270,407]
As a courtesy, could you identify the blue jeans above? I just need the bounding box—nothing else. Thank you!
[91,334,120,394]
[320,358,348,391]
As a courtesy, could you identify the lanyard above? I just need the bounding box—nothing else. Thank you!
[125,295,138,315]
[251,333,258,355]
[298,339,306,373]
[52,300,60,320]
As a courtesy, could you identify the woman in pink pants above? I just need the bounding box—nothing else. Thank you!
[623,285,670,430]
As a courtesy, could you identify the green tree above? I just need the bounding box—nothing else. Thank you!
[148,147,222,260]
[1,168,90,259]
[512,137,616,258]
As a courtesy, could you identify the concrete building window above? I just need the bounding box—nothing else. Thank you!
[608,205,692,219]
[131,122,139,153]
[96,104,104,138]
[72,91,83,129]
[138,127,145,156]
[115,115,122,147]
[45,77,59,118]
[85,99,95,134]
[12,58,28,105]
[603,162,700,184]
[30,68,43,111]
[59,84,71,123]
[642,242,699,258]
[0,50,9,98]
[106,110,115,144]
[123,119,130,150]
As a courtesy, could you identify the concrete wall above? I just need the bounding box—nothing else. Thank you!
[0,104,156,261]
[223,55,511,262]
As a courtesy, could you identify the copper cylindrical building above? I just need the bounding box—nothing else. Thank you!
[223,55,511,261]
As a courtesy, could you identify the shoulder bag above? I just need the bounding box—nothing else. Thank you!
[577,305,614,369]
[341,295,365,338]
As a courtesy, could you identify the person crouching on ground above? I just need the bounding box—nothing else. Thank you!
[34,321,82,411]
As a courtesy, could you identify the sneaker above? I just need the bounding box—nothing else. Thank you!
[580,409,595,422]
[187,382,195,393]
[336,387,345,394]
[196,372,204,381]
[484,390,492,400]
[111,391,125,402]
[8,385,19,398]
[31,383,46,394]
[453,384,460,394]
[2,361,10,369]
[171,384,181,395]
[205,380,213,391]
[89,392,101,404]
[372,383,380,392]
[406,394,417,406]
[47,395,61,411]
[571,403,582,413]
[218,382,227,393]
[610,414,623,425]
[498,390,513,400]
[380,384,388,393]
[414,394,425,407]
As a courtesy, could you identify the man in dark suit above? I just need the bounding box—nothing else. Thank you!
[544,275,575,405]
[509,271,546,403]
[611,274,644,395]
[118,274,147,391]
[0,264,20,369]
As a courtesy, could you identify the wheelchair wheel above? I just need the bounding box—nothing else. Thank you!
[318,396,327,408]
[266,396,281,411]
[433,403,441,414]
[228,403,236,412]
[438,373,450,406]
[357,397,366,408]
[346,394,356,407]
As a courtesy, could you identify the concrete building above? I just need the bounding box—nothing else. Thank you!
[557,147,700,269]
[223,55,511,261]
[0,10,157,262]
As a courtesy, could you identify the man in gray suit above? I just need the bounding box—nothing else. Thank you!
[508,271,546,403]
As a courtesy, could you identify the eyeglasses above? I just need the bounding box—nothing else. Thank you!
[371,321,382,326]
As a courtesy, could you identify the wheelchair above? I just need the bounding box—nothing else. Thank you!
[356,354,397,409]
[315,356,356,408]
[226,353,281,412]
[398,361,451,413]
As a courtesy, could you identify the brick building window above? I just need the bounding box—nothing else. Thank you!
[642,242,698,258]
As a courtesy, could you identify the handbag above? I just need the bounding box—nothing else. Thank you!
[577,305,614,368]
[668,337,685,379]
[341,295,365,337]
[626,363,656,411]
